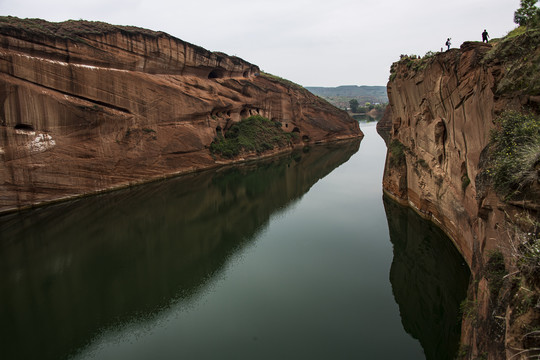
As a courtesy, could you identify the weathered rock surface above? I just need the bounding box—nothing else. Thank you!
[0,17,361,213]
[380,37,539,359]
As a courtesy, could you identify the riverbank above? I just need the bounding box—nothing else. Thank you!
[0,136,361,216]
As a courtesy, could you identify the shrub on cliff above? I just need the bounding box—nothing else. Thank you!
[210,115,295,158]
[388,139,407,167]
[485,250,507,301]
[389,53,440,82]
[488,110,540,200]
[516,228,540,289]
[484,23,540,95]
[514,0,540,27]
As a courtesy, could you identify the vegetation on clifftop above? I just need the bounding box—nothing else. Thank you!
[389,1,540,91]
[259,72,306,92]
[483,25,540,96]
[514,0,540,27]
[210,115,298,159]
[0,16,166,41]
[389,51,440,81]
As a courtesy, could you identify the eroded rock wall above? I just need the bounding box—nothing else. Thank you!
[380,40,539,359]
[382,43,500,265]
[0,18,360,213]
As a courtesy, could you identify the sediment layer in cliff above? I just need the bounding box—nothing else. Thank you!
[0,17,361,213]
[380,27,540,359]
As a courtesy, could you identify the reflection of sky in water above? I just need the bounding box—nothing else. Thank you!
[70,125,422,360]
[0,125,468,360]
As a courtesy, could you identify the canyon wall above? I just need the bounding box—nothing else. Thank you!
[380,32,539,359]
[0,17,361,213]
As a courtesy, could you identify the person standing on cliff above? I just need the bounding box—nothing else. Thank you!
[445,38,451,50]
[482,29,489,43]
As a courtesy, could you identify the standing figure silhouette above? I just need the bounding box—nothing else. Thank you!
[482,29,489,43]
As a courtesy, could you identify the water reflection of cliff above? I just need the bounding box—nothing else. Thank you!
[383,196,470,360]
[0,140,360,360]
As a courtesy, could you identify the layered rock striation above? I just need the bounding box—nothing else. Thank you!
[0,17,361,213]
[380,30,540,359]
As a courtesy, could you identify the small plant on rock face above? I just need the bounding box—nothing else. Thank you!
[389,139,406,167]
[460,298,478,324]
[462,173,471,191]
[485,250,507,300]
[488,110,540,200]
[457,344,472,359]
[514,222,540,289]
[504,214,540,309]
[389,63,398,81]
[209,115,294,158]
[417,158,429,169]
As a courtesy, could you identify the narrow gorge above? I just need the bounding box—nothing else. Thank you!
[1,14,539,360]
[379,27,540,359]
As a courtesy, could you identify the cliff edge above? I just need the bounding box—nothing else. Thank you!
[380,27,540,359]
[0,17,361,213]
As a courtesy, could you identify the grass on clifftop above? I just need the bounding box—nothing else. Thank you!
[388,24,540,94]
[259,72,306,92]
[0,16,167,41]
[483,26,540,95]
[210,115,297,159]
[389,51,441,81]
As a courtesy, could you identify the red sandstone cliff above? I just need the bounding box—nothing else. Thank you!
[0,17,361,213]
[380,30,540,359]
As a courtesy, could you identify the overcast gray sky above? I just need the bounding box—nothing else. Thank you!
[0,0,520,87]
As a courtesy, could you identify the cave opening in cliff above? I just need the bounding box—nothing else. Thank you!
[14,123,34,131]
[208,69,225,79]
[292,127,300,133]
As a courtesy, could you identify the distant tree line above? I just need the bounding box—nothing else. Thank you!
[348,99,386,113]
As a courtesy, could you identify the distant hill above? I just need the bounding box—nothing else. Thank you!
[306,85,388,104]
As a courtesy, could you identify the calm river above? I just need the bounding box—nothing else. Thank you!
[0,122,470,360]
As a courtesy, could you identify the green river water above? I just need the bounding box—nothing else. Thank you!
[0,122,470,359]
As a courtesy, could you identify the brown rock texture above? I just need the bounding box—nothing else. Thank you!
[0,17,361,213]
[381,35,540,359]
